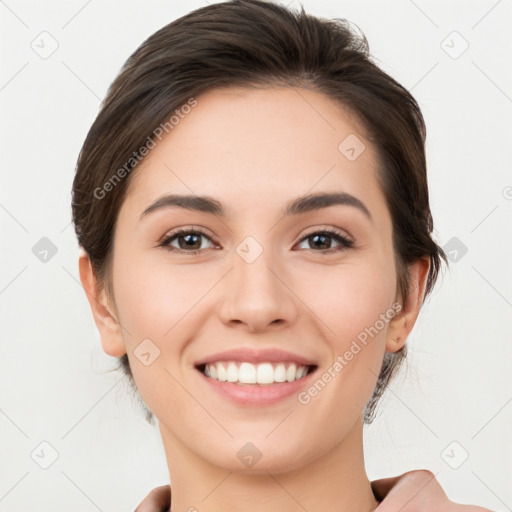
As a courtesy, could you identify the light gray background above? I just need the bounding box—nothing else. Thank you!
[1,0,511,510]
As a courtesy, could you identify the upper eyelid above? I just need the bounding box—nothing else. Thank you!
[159,226,214,243]
[301,226,352,240]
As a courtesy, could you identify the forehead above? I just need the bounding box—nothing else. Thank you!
[122,86,387,222]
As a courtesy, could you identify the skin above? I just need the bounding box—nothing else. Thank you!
[80,86,433,512]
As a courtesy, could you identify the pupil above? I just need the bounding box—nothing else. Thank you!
[311,234,330,250]
[181,234,200,249]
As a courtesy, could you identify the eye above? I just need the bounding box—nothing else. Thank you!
[159,228,216,254]
[158,227,354,255]
[296,229,354,253]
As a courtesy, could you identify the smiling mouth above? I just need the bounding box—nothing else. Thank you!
[196,361,317,386]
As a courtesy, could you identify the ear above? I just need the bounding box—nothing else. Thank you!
[386,258,430,353]
[78,250,127,357]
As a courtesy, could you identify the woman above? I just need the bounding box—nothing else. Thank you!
[72,1,493,510]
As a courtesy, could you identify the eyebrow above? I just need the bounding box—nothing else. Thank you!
[139,191,372,221]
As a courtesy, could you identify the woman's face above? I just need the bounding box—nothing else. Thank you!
[95,86,415,473]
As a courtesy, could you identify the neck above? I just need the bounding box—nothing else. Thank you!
[158,418,378,512]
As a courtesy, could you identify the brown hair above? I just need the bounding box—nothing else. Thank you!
[72,0,446,424]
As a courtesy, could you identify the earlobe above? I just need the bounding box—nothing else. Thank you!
[386,334,404,353]
[78,250,127,357]
[385,258,430,353]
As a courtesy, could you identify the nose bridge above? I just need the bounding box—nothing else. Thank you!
[218,235,297,330]
[236,239,277,292]
[233,236,282,302]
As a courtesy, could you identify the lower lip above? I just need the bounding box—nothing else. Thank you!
[197,368,316,406]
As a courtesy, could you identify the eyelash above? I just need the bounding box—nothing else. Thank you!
[158,227,354,255]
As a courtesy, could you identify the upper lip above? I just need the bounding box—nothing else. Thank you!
[194,347,317,367]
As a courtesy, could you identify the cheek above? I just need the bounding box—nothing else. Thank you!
[112,257,216,415]
[113,250,216,343]
[325,279,395,352]
[297,256,397,407]
[300,253,396,345]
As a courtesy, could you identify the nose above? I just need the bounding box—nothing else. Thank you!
[217,245,299,333]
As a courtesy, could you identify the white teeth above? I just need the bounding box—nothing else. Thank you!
[257,363,274,384]
[226,362,238,382]
[239,362,256,384]
[286,363,297,382]
[202,361,311,385]
[296,366,307,379]
[217,363,227,382]
[274,363,286,382]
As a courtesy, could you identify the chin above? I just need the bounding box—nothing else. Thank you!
[214,447,312,475]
